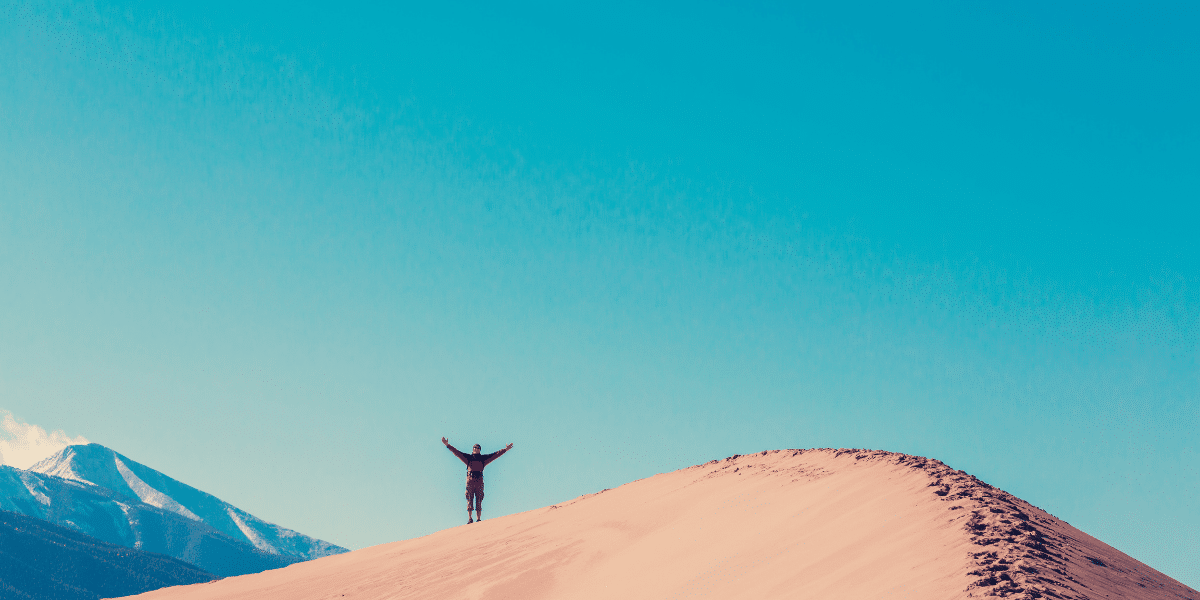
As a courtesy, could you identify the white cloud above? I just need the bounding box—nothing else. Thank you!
[0,411,89,470]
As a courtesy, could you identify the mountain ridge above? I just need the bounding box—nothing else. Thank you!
[1,442,346,577]
[0,463,298,577]
[29,443,347,561]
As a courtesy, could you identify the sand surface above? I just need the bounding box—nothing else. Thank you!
[119,449,1198,600]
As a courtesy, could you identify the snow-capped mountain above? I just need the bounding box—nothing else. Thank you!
[0,463,294,577]
[31,444,346,561]
[0,443,347,576]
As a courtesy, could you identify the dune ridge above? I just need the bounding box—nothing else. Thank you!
[830,449,1196,599]
[121,448,1198,600]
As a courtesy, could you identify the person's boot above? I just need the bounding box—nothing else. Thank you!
[467,512,474,524]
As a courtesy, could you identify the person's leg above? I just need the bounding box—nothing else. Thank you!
[475,481,485,521]
[465,486,475,523]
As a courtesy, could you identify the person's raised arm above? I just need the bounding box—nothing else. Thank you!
[442,437,468,464]
[483,443,514,466]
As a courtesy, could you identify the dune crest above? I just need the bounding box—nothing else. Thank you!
[122,449,1198,600]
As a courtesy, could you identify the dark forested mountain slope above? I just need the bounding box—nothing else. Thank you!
[0,509,216,600]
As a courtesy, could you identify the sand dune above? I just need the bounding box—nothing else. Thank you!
[120,449,1198,600]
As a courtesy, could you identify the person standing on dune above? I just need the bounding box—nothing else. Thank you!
[442,438,513,524]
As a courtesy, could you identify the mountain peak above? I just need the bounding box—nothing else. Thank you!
[32,443,121,488]
[25,442,347,561]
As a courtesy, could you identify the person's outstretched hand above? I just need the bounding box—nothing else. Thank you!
[505,443,514,450]
[441,437,449,446]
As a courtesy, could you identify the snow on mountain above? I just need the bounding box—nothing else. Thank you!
[113,454,203,521]
[27,444,347,562]
[0,463,295,577]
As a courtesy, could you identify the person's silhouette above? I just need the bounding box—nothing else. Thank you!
[442,438,513,523]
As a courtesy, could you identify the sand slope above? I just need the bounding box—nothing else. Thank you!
[120,449,1199,600]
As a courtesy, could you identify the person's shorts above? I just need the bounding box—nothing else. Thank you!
[465,476,484,508]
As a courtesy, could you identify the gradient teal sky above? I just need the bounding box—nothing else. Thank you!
[2,0,1197,587]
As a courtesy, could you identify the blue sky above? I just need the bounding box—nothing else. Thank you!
[1,0,1197,587]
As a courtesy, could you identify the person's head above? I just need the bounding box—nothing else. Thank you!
[472,444,481,454]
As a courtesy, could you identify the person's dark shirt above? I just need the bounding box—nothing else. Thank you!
[446,445,508,476]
